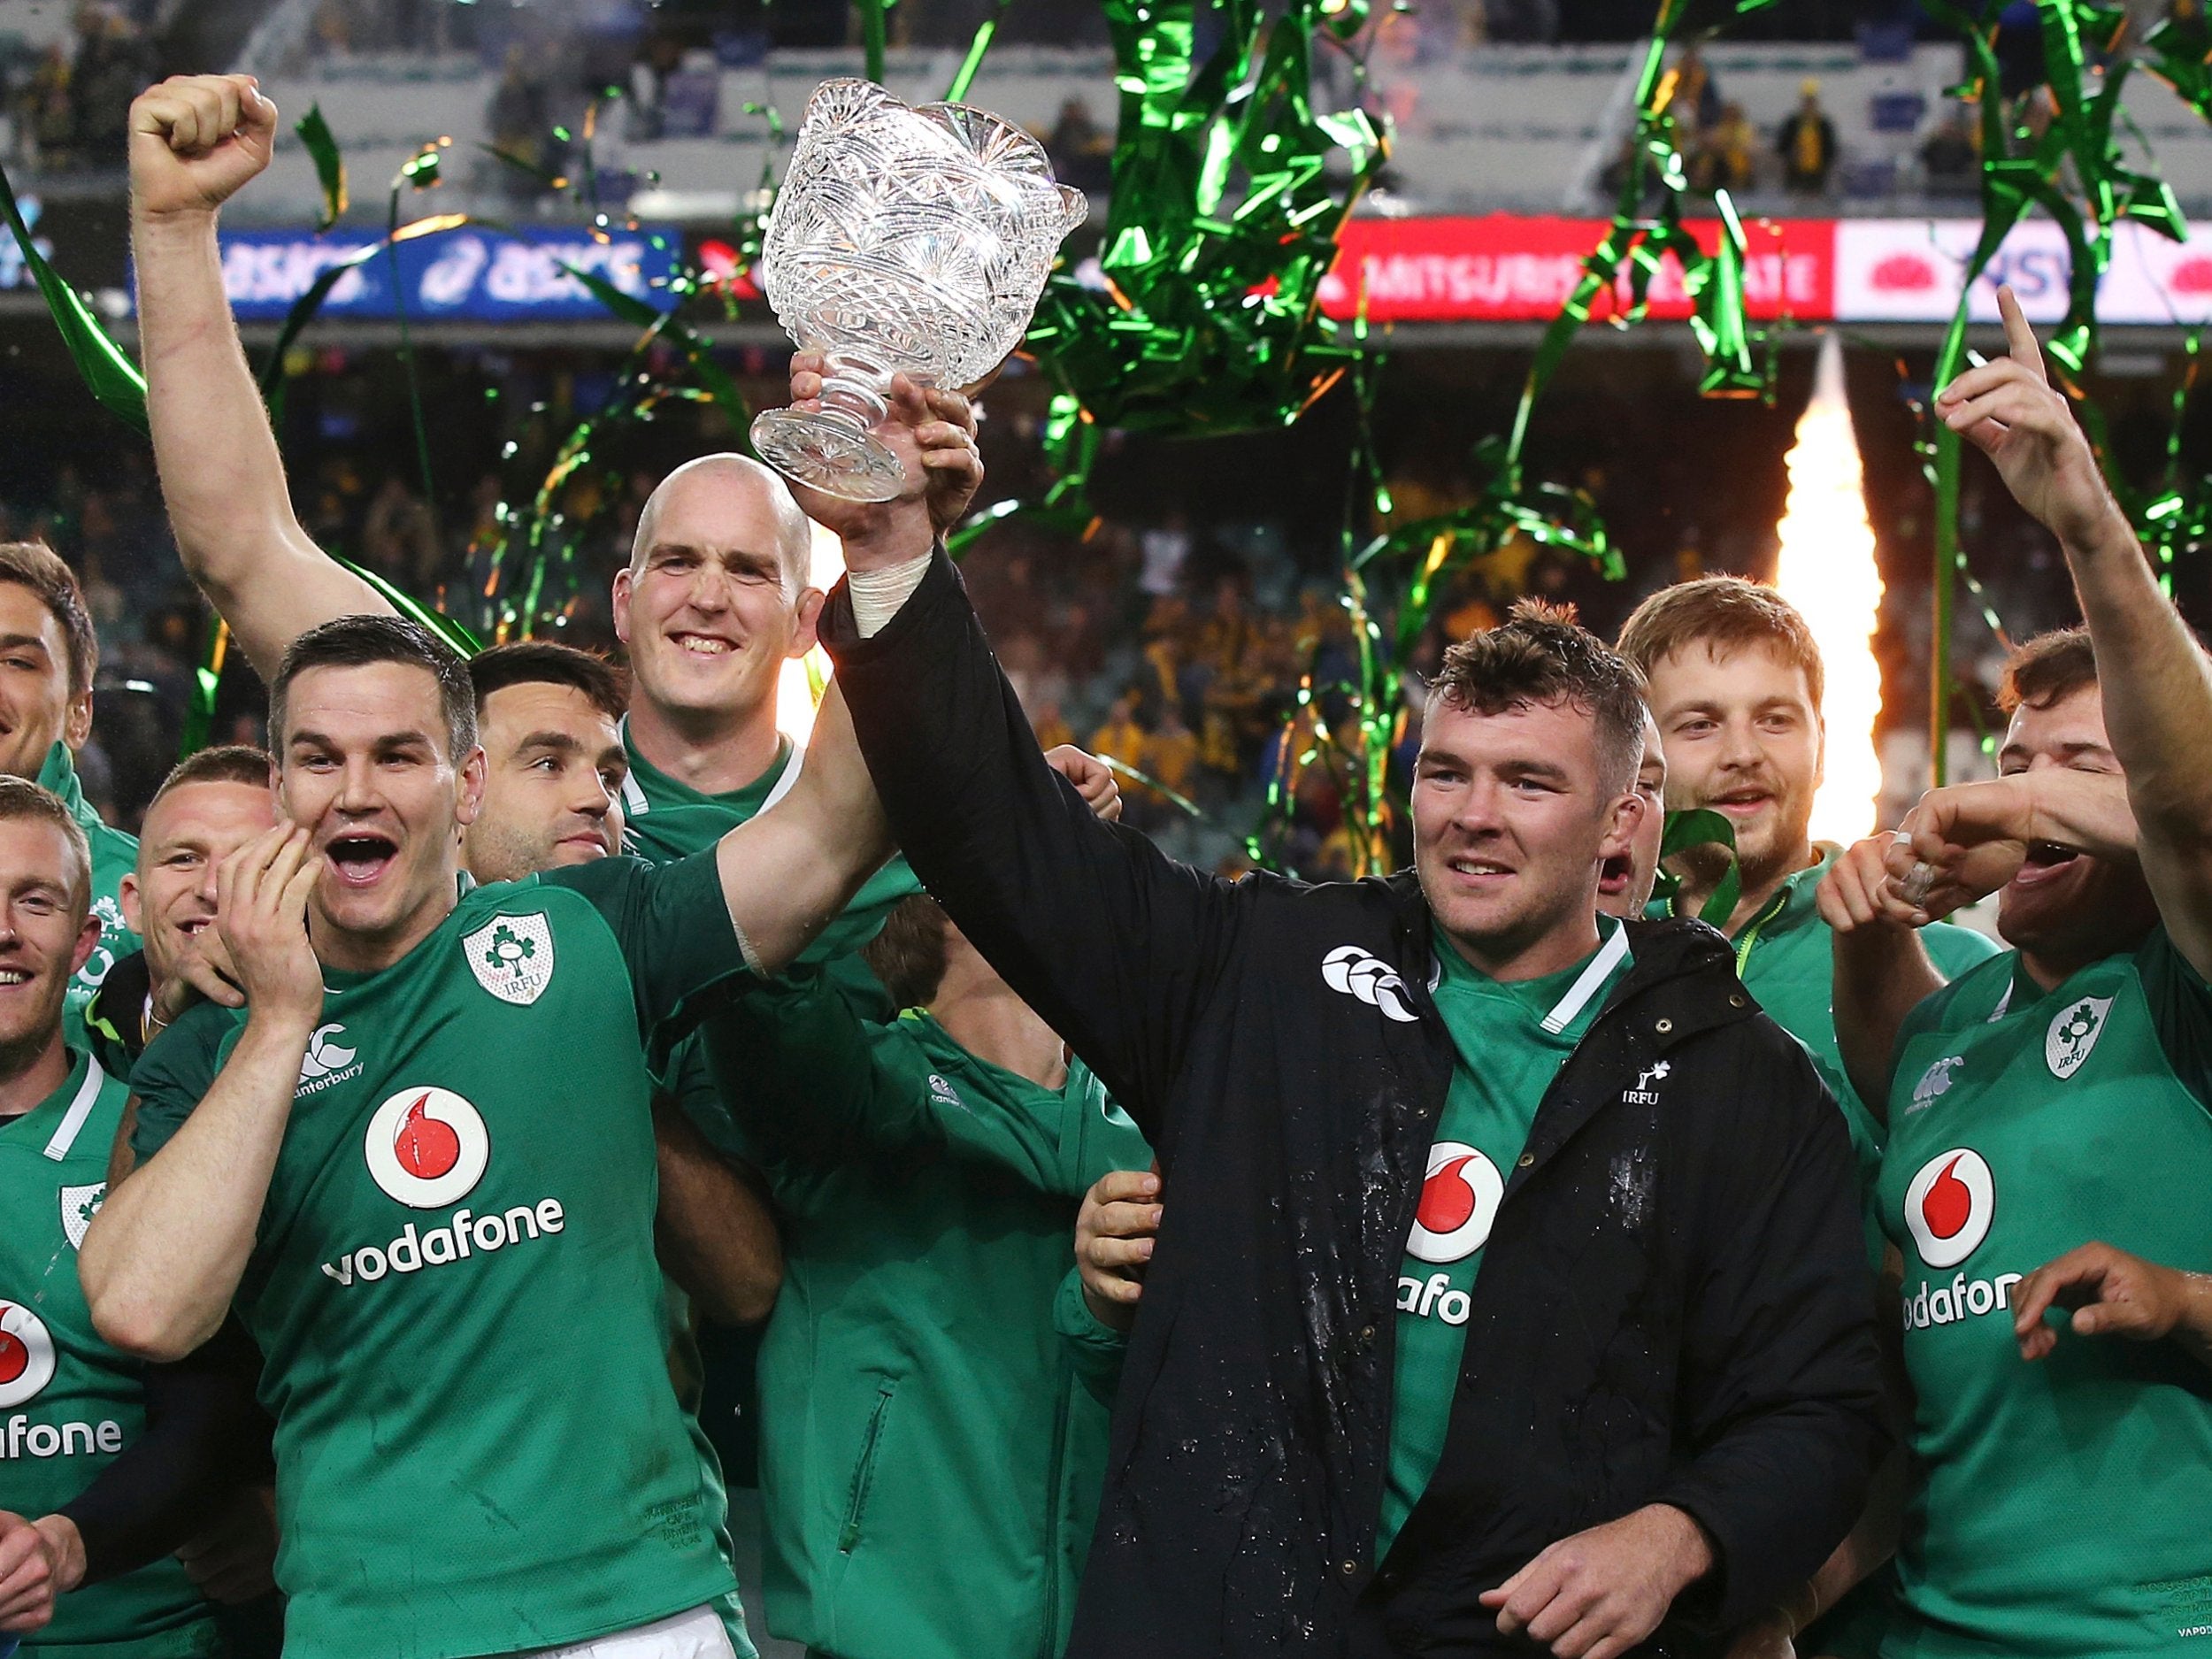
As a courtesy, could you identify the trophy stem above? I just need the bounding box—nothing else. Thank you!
[749,346,913,503]
[818,349,893,428]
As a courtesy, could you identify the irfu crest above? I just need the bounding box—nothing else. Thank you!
[463,912,556,1007]
[2046,995,2112,1080]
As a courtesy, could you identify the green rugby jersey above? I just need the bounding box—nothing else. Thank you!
[1379,918,1633,1560]
[130,855,749,1659]
[1,1049,217,1659]
[1878,929,2212,1657]
[37,744,139,1046]
[1655,846,1998,1184]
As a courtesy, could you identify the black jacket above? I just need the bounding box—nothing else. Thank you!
[821,552,1882,1658]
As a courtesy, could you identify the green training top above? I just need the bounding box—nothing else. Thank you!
[1655,845,1998,1184]
[1878,930,2212,1657]
[1379,917,1634,1560]
[130,856,748,1659]
[2,1050,218,1659]
[37,744,139,1047]
[617,718,920,1658]
[715,975,1152,1659]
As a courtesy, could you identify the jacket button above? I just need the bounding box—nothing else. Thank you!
[1358,1325,1376,1343]
[1340,1558,1360,1577]
[1655,1018,1674,1033]
[1517,1153,1534,1168]
[1729,993,1747,1009]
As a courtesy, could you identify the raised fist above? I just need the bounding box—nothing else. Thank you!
[129,74,277,219]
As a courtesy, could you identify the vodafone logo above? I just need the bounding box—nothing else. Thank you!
[1405,1142,1504,1264]
[0,1302,55,1408]
[1904,1148,1994,1270]
[364,1087,489,1210]
[1321,946,1421,1024]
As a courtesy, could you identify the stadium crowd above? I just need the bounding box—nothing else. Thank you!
[0,65,2210,1659]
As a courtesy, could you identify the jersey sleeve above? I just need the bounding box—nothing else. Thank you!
[127,1006,234,1163]
[541,852,754,1057]
[2134,926,2212,1111]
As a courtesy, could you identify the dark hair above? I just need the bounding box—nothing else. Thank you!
[0,775,90,912]
[468,641,626,722]
[1999,626,2099,714]
[269,615,478,759]
[1615,575,1824,712]
[150,745,275,807]
[861,894,951,1010]
[1430,598,1649,795]
[0,541,96,698]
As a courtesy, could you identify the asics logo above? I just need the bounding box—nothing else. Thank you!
[1321,947,1420,1023]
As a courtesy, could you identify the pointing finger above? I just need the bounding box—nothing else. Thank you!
[1997,284,2046,380]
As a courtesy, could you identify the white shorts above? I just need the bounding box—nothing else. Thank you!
[511,1605,736,1659]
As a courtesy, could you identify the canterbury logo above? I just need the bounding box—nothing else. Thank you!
[1320,946,1420,1023]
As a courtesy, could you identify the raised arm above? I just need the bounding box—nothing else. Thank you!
[713,681,895,975]
[130,75,388,679]
[1937,286,2212,976]
[80,826,322,1361]
[793,384,1247,1141]
[1818,835,1949,1120]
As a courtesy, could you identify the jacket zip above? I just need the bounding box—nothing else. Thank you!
[1732,883,1793,979]
[838,1383,895,1553]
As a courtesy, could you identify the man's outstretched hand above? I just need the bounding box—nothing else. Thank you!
[1481,1503,1715,1659]
[130,74,275,219]
[1933,286,2131,557]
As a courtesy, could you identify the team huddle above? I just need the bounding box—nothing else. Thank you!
[0,68,2208,1659]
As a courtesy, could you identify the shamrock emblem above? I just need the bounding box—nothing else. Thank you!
[483,924,536,973]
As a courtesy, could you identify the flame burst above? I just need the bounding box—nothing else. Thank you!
[1773,333,1886,846]
[777,521,847,746]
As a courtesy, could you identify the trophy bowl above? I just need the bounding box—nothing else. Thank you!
[750,77,1088,502]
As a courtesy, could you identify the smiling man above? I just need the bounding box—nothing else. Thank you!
[1797,289,2212,1659]
[84,746,277,1078]
[0,777,261,1657]
[0,542,141,1041]
[79,614,895,1659]
[1617,580,1994,1177]
[807,396,1884,1659]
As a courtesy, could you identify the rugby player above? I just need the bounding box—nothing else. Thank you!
[0,544,140,1038]
[1798,287,2212,1657]
[1617,579,1996,1180]
[81,613,895,1659]
[0,777,260,1654]
[805,383,1883,1659]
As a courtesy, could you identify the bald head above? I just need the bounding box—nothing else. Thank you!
[633,454,813,595]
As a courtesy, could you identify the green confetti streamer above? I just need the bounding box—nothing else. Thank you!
[0,157,145,434]
[1652,807,1743,929]
[342,555,483,657]
[1916,0,2188,780]
[945,3,1010,103]
[857,0,889,84]
[179,619,229,759]
[297,102,348,230]
[1094,751,1204,819]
